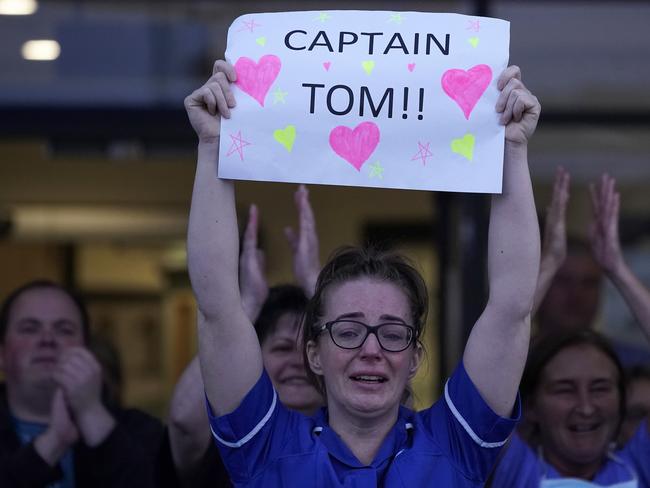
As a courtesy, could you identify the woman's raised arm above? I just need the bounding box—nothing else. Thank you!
[186,60,264,415]
[463,66,541,417]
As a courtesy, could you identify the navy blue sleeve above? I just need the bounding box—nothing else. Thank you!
[206,370,300,484]
[422,361,520,482]
[488,431,540,487]
[621,420,650,487]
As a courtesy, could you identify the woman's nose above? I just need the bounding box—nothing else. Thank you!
[359,331,383,357]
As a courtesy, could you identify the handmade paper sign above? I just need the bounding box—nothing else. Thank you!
[218,11,510,193]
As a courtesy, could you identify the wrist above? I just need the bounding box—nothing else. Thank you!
[198,138,220,150]
[75,402,116,447]
[504,139,528,156]
[34,428,72,466]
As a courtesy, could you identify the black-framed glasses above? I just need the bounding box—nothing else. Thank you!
[319,319,416,352]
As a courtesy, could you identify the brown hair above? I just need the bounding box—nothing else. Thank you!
[522,329,626,441]
[302,245,428,395]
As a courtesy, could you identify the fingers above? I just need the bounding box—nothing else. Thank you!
[213,60,237,82]
[601,174,620,232]
[184,86,217,115]
[591,173,618,219]
[242,204,259,253]
[550,166,570,211]
[497,81,539,125]
[497,65,521,91]
[184,60,237,119]
[284,226,297,251]
[296,185,317,240]
[590,174,621,247]
[54,347,101,394]
[256,249,266,272]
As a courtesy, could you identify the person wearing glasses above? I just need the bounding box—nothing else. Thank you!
[185,59,541,486]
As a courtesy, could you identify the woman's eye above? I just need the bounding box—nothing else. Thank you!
[551,388,573,395]
[592,386,613,394]
[339,330,359,338]
[18,325,38,334]
[383,333,401,341]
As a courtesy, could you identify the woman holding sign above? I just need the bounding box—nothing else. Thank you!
[185,59,540,486]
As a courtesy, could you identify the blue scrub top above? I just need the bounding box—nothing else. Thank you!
[207,362,519,487]
[490,425,650,487]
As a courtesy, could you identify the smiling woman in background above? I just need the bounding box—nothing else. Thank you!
[489,329,650,487]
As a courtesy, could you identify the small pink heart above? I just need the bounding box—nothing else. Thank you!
[329,122,380,171]
[441,64,492,120]
[407,63,415,72]
[234,54,282,107]
[323,61,331,71]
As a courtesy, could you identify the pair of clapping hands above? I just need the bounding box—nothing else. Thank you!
[36,347,115,464]
[542,168,624,277]
[239,184,321,321]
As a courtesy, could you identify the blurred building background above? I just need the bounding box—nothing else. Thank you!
[0,0,649,416]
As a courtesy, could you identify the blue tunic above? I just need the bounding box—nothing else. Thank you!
[208,362,519,487]
[490,425,650,487]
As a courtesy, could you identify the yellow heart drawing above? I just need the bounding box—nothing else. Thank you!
[274,125,296,153]
[451,133,475,161]
[256,37,267,46]
[362,60,375,75]
[468,37,479,48]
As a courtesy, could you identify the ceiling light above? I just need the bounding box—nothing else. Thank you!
[21,39,60,61]
[0,0,38,15]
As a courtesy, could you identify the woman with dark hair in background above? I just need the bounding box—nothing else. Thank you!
[489,329,650,487]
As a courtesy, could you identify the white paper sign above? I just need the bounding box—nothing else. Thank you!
[219,11,510,193]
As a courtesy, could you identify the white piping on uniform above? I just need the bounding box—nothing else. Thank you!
[212,389,278,448]
[444,380,507,449]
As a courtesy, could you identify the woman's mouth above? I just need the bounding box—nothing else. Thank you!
[350,375,387,383]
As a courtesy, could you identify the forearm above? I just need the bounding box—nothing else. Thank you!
[76,404,116,447]
[608,260,650,343]
[464,142,540,416]
[168,357,211,472]
[241,291,267,323]
[488,143,540,318]
[188,140,242,316]
[532,253,564,315]
[188,140,263,415]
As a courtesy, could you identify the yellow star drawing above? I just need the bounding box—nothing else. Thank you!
[272,88,288,105]
[369,161,384,179]
[315,12,331,22]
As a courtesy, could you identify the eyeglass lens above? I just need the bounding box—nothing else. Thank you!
[329,320,412,351]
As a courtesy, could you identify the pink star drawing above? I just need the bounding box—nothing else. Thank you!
[226,131,251,161]
[411,141,433,166]
[239,18,262,33]
[466,19,480,33]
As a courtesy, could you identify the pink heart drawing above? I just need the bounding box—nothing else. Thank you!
[234,55,281,107]
[441,64,492,120]
[407,63,416,72]
[323,61,331,71]
[329,122,380,171]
